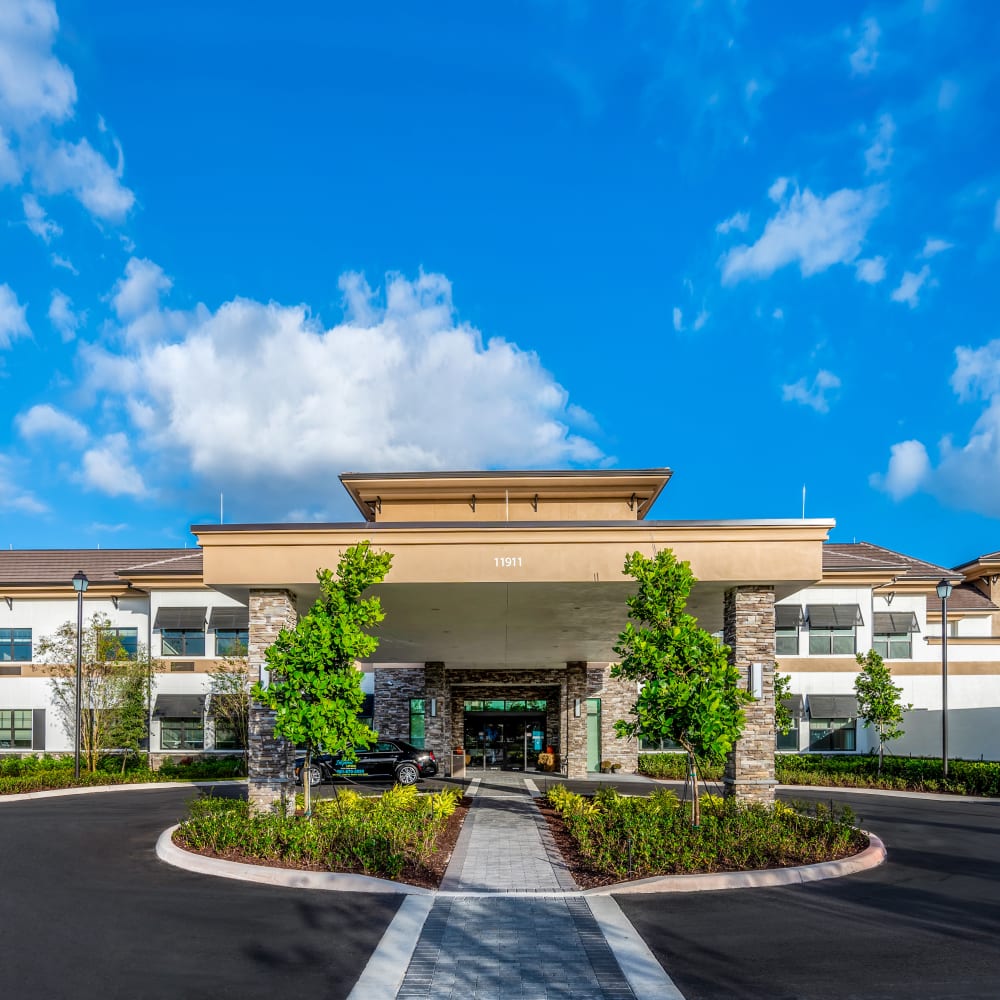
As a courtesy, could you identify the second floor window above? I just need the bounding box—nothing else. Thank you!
[873,611,919,660]
[161,629,205,657]
[807,605,863,655]
[97,627,139,660]
[215,629,249,657]
[0,628,31,662]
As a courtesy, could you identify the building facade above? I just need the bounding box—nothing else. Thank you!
[2,469,998,795]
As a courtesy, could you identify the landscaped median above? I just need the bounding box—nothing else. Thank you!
[172,786,467,888]
[639,752,1000,797]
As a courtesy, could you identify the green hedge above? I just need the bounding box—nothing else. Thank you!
[0,753,245,794]
[546,784,864,878]
[175,785,461,879]
[637,752,1000,797]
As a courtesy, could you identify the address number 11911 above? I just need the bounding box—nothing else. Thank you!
[494,556,523,568]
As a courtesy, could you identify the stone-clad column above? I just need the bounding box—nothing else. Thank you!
[566,661,588,778]
[723,586,777,803]
[423,662,449,756]
[248,589,297,813]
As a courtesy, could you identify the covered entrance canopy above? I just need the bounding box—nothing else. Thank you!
[191,469,835,803]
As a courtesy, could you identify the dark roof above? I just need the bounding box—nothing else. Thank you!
[934,582,998,613]
[0,548,201,587]
[823,542,954,580]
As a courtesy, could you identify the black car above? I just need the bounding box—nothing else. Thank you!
[294,739,438,787]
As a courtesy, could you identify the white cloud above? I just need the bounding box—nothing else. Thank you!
[80,433,147,497]
[50,252,77,274]
[692,310,709,331]
[22,192,60,242]
[48,289,81,341]
[920,237,953,258]
[32,137,134,222]
[855,256,887,284]
[871,440,930,499]
[0,454,47,514]
[864,114,895,174]
[875,341,1000,516]
[0,6,134,225]
[0,282,30,348]
[672,307,683,332]
[891,266,931,308]
[720,182,885,284]
[0,127,20,184]
[850,17,880,76]
[0,1,76,125]
[781,370,841,413]
[715,211,749,234]
[16,402,88,447]
[112,257,172,320]
[77,266,603,511]
[767,177,789,203]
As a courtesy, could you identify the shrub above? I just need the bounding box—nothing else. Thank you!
[637,754,723,781]
[545,784,865,878]
[158,756,245,780]
[776,754,1000,797]
[175,786,461,879]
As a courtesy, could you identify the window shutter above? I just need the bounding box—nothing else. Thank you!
[32,708,45,751]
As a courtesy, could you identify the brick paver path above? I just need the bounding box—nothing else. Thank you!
[396,772,638,999]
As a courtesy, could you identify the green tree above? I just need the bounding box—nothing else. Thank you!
[252,541,393,815]
[611,549,751,825]
[209,646,250,775]
[854,650,911,774]
[774,668,794,739]
[40,614,153,773]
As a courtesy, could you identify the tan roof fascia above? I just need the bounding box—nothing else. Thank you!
[819,569,898,587]
[339,469,673,521]
[193,518,835,589]
[0,582,143,601]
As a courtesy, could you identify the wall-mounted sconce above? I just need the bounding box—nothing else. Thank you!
[3,597,11,611]
[748,663,763,700]
[573,698,581,718]
[111,596,120,610]
[430,698,437,717]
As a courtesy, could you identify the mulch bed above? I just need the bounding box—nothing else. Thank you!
[173,796,471,890]
[536,800,623,890]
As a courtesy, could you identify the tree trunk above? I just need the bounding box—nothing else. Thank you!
[303,747,312,817]
[877,737,884,776]
[688,751,701,827]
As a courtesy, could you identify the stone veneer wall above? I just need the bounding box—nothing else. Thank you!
[723,586,777,803]
[373,666,426,740]
[247,589,297,813]
[370,662,639,778]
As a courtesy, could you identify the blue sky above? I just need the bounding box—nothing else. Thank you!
[1,0,999,568]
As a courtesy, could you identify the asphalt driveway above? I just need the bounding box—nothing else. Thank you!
[2,780,998,999]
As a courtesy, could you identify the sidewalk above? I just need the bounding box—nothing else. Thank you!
[385,772,672,1000]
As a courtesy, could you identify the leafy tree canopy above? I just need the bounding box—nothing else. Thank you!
[611,549,750,822]
[854,649,911,773]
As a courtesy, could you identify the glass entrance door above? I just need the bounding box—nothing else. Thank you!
[465,713,546,771]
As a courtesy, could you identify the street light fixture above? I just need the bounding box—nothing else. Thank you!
[72,570,89,779]
[936,578,953,780]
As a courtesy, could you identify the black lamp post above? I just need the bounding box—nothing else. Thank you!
[936,578,953,780]
[72,570,89,779]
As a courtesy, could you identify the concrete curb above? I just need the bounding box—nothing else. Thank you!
[156,824,431,895]
[157,822,885,896]
[779,783,1000,803]
[0,779,246,804]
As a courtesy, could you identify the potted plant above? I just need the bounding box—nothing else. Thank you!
[599,760,622,774]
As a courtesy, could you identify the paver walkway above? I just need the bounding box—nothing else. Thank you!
[394,772,641,999]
